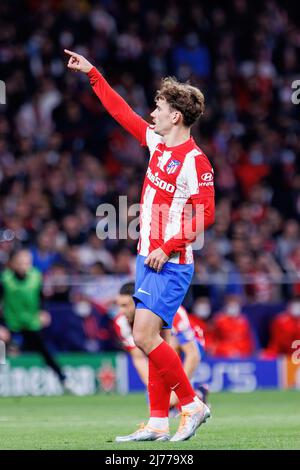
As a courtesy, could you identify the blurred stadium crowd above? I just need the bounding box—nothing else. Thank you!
[1,0,300,354]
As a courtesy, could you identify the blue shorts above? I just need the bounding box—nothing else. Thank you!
[133,254,194,329]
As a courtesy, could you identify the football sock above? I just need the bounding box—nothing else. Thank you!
[148,357,171,418]
[147,417,169,430]
[148,341,196,406]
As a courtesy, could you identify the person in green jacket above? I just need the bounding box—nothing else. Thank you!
[0,249,71,390]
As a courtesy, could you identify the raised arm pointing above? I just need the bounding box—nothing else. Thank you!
[64,49,148,145]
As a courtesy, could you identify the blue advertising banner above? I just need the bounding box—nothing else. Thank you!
[0,353,286,396]
[127,356,282,393]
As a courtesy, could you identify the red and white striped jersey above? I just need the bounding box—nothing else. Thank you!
[88,67,215,264]
[114,306,203,351]
[172,305,196,343]
[172,305,205,348]
[113,311,136,352]
[137,128,214,264]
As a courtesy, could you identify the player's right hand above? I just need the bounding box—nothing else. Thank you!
[64,49,93,73]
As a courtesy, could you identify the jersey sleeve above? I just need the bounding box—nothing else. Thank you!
[186,152,215,200]
[113,314,136,352]
[88,66,148,146]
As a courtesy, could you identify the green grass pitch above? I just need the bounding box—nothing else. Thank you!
[0,390,299,450]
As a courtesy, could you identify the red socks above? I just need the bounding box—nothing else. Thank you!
[148,341,196,407]
[148,359,171,417]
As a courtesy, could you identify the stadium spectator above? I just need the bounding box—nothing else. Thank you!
[77,232,115,272]
[263,296,300,357]
[43,263,71,302]
[209,294,255,358]
[30,230,61,274]
[188,295,214,353]
[276,220,300,266]
[250,253,283,303]
[285,244,300,296]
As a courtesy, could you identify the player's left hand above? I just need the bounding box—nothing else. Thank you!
[145,248,169,272]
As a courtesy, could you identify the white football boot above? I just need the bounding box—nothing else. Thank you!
[115,423,170,442]
[170,403,211,441]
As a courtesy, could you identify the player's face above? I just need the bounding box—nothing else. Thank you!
[12,251,32,276]
[116,295,135,323]
[151,98,178,136]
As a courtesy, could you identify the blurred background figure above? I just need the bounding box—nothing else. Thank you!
[262,296,300,358]
[188,289,214,354]
[170,305,209,410]
[107,283,209,411]
[208,294,256,358]
[0,249,75,392]
[112,282,148,386]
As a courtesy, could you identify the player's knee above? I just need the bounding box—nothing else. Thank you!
[133,330,149,352]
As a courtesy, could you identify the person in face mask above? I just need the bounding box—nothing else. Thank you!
[224,299,241,317]
[290,299,300,318]
[263,296,300,357]
[189,296,213,353]
[194,298,212,320]
[209,294,255,358]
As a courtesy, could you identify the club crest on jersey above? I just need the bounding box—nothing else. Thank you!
[166,159,181,174]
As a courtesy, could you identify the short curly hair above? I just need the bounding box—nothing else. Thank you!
[155,76,205,127]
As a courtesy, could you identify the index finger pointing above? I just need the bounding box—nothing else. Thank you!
[64,49,80,58]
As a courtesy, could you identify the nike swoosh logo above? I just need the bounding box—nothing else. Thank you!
[170,383,179,391]
[138,289,151,295]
